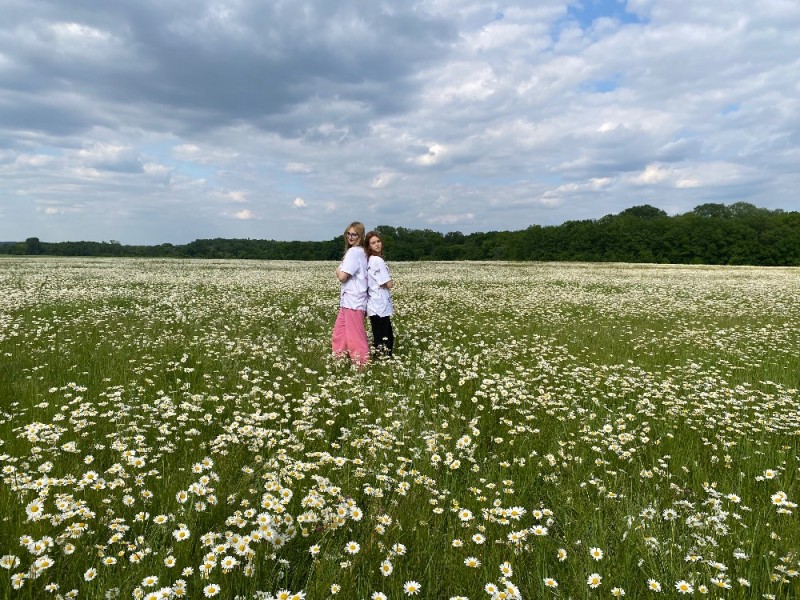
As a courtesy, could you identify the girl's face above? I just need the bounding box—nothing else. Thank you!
[369,236,383,254]
[346,229,361,246]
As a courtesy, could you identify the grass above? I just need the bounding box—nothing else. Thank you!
[0,257,798,599]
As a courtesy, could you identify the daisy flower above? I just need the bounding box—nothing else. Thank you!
[587,573,602,588]
[464,557,481,568]
[647,579,662,592]
[404,580,421,596]
[380,560,393,576]
[345,541,360,555]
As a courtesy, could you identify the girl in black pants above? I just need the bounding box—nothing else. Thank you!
[364,231,394,357]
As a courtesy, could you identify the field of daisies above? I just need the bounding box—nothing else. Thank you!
[0,257,798,600]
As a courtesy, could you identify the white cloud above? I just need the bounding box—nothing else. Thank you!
[371,172,397,188]
[285,162,312,173]
[232,209,256,220]
[412,143,447,166]
[0,0,797,243]
[225,190,247,202]
[423,212,475,225]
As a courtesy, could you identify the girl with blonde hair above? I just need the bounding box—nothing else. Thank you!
[331,222,370,365]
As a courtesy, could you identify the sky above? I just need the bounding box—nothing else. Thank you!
[1,0,798,245]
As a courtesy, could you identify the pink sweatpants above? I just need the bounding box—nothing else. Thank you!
[331,308,370,366]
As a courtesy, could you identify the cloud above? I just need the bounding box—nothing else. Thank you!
[371,172,397,188]
[0,0,797,244]
[285,162,312,173]
[232,209,256,220]
[422,212,475,225]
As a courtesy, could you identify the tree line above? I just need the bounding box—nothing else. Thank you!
[3,202,799,266]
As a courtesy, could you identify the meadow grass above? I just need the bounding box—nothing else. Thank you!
[0,257,798,600]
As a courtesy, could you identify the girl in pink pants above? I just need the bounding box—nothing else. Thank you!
[331,221,370,366]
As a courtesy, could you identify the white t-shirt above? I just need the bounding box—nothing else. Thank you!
[339,246,368,310]
[367,255,394,317]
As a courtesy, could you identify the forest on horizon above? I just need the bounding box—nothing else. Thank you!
[3,202,799,266]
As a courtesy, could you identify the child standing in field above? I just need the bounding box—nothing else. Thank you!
[332,222,370,366]
[364,231,394,358]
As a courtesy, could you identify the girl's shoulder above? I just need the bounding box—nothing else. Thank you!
[368,255,387,265]
[347,246,367,258]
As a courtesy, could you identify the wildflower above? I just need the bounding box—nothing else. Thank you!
[11,572,26,589]
[557,548,568,561]
[203,583,221,597]
[675,580,693,594]
[503,581,521,598]
[404,580,421,596]
[711,577,731,589]
[330,584,341,595]
[452,538,463,548]
[771,491,788,506]
[590,547,604,560]
[84,568,97,581]
[380,560,393,576]
[611,588,626,597]
[25,498,46,521]
[587,573,602,588]
[499,561,513,577]
[464,556,481,568]
[309,544,320,557]
[372,593,388,600]
[472,533,486,544]
[142,575,159,587]
[544,577,558,588]
[173,526,191,542]
[647,579,662,592]
[345,541,360,555]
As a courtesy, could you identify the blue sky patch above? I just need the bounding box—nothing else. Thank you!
[567,0,643,29]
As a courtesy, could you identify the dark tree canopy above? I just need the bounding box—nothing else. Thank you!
[2,202,798,266]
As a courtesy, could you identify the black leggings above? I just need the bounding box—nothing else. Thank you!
[369,315,394,357]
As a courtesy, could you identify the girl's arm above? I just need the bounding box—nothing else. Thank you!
[378,256,393,288]
[335,266,350,282]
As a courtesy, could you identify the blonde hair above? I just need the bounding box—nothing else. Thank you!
[342,221,366,255]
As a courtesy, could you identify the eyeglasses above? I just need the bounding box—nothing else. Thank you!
[346,232,360,238]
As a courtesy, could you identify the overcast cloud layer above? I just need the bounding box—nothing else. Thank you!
[1,0,798,244]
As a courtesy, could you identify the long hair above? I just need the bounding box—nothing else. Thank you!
[364,230,385,258]
[342,221,366,256]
